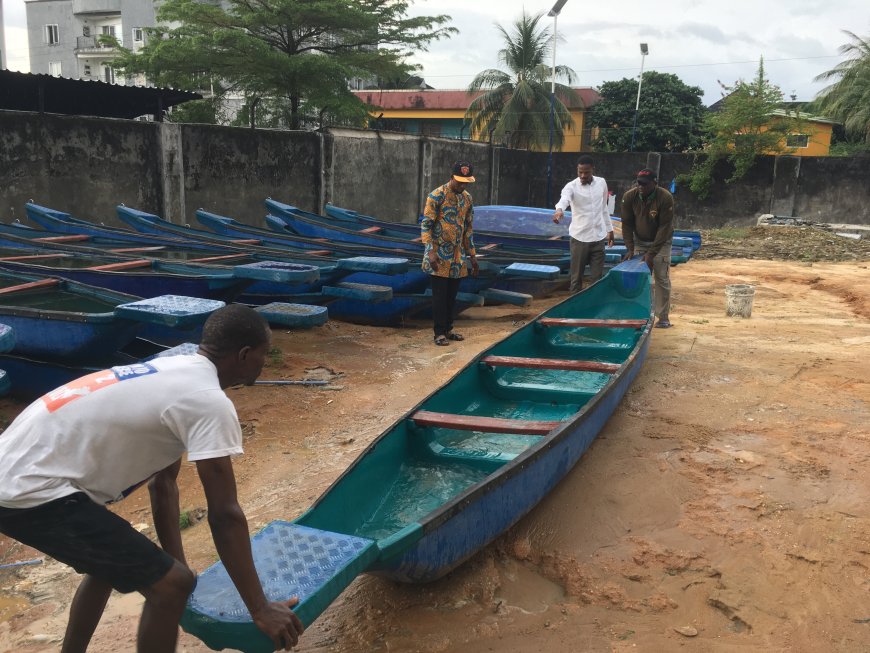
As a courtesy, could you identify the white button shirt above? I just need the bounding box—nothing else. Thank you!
[555,175,614,243]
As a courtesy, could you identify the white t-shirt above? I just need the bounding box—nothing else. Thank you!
[0,354,243,508]
[555,175,614,243]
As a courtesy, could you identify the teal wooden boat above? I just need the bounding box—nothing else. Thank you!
[182,258,653,652]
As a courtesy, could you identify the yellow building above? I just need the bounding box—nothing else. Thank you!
[766,109,835,157]
[352,88,601,152]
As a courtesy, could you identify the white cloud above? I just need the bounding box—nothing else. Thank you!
[3,0,867,102]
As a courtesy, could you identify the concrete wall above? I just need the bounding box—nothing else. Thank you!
[0,111,162,225]
[1,112,868,231]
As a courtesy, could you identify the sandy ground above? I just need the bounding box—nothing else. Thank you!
[1,257,869,653]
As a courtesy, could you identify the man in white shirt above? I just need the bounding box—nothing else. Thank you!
[0,304,304,653]
[553,155,615,293]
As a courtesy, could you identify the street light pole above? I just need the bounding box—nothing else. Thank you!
[545,0,568,208]
[629,43,648,152]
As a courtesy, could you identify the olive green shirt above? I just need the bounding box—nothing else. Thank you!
[620,186,675,258]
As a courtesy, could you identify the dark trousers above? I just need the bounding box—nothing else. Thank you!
[430,275,461,337]
[569,238,607,293]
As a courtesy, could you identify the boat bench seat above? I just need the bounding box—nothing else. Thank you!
[0,278,61,295]
[358,226,382,234]
[537,318,648,329]
[411,410,560,435]
[321,282,393,303]
[480,356,620,374]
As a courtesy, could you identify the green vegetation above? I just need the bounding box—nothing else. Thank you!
[465,11,577,150]
[267,346,283,367]
[811,31,870,146]
[588,72,705,152]
[683,59,801,199]
[111,0,456,128]
[708,227,751,241]
[179,510,194,530]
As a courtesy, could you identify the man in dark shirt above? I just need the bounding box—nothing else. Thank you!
[621,168,675,328]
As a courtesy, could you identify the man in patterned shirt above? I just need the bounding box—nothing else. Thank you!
[421,161,479,346]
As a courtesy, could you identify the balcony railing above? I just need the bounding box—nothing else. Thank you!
[75,36,117,56]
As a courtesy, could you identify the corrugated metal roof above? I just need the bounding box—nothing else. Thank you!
[353,88,601,111]
[0,69,202,120]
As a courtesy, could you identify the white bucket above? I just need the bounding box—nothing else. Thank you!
[725,284,755,318]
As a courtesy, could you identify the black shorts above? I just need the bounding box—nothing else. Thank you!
[0,492,175,593]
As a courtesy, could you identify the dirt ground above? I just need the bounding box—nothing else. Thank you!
[0,229,869,652]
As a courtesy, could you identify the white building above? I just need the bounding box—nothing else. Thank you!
[25,0,166,82]
[1,0,7,69]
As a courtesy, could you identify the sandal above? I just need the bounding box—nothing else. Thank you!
[655,319,672,329]
[434,335,450,346]
[446,332,464,341]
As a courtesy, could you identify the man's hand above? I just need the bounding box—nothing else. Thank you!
[251,598,305,651]
[622,248,634,262]
[606,231,615,247]
[553,209,563,224]
[470,256,479,277]
[642,253,654,271]
[428,250,440,273]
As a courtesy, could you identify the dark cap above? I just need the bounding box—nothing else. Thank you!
[636,168,657,184]
[452,161,475,183]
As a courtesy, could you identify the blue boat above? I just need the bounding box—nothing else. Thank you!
[475,205,702,252]
[0,268,223,362]
[319,202,573,252]
[0,323,14,397]
[118,206,567,303]
[181,258,653,651]
[258,201,578,267]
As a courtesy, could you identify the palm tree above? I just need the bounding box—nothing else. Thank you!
[813,31,870,144]
[465,11,578,150]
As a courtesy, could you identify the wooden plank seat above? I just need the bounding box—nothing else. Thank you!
[228,239,261,245]
[548,235,564,240]
[306,250,333,256]
[35,235,91,243]
[480,243,499,251]
[186,253,249,263]
[411,410,560,435]
[85,259,152,271]
[481,355,620,374]
[0,253,70,261]
[0,278,61,295]
[538,318,648,329]
[107,247,165,254]
[358,226,382,234]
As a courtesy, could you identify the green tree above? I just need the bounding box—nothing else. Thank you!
[685,58,798,199]
[465,11,577,150]
[811,31,870,145]
[588,72,705,152]
[111,0,456,129]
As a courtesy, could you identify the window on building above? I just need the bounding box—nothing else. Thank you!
[48,61,62,77]
[786,134,810,148]
[83,64,92,77]
[45,24,59,45]
[101,25,117,38]
[103,65,115,84]
[133,28,144,43]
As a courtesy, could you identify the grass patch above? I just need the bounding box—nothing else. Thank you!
[708,227,751,241]
[179,510,194,530]
[690,318,710,324]
[267,346,283,366]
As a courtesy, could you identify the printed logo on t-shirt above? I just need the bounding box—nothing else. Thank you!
[41,363,159,413]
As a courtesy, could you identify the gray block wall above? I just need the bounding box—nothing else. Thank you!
[1,110,868,230]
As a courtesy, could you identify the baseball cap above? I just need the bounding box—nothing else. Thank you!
[452,161,475,183]
[636,168,657,184]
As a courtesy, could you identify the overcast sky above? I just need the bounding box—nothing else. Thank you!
[3,0,868,104]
